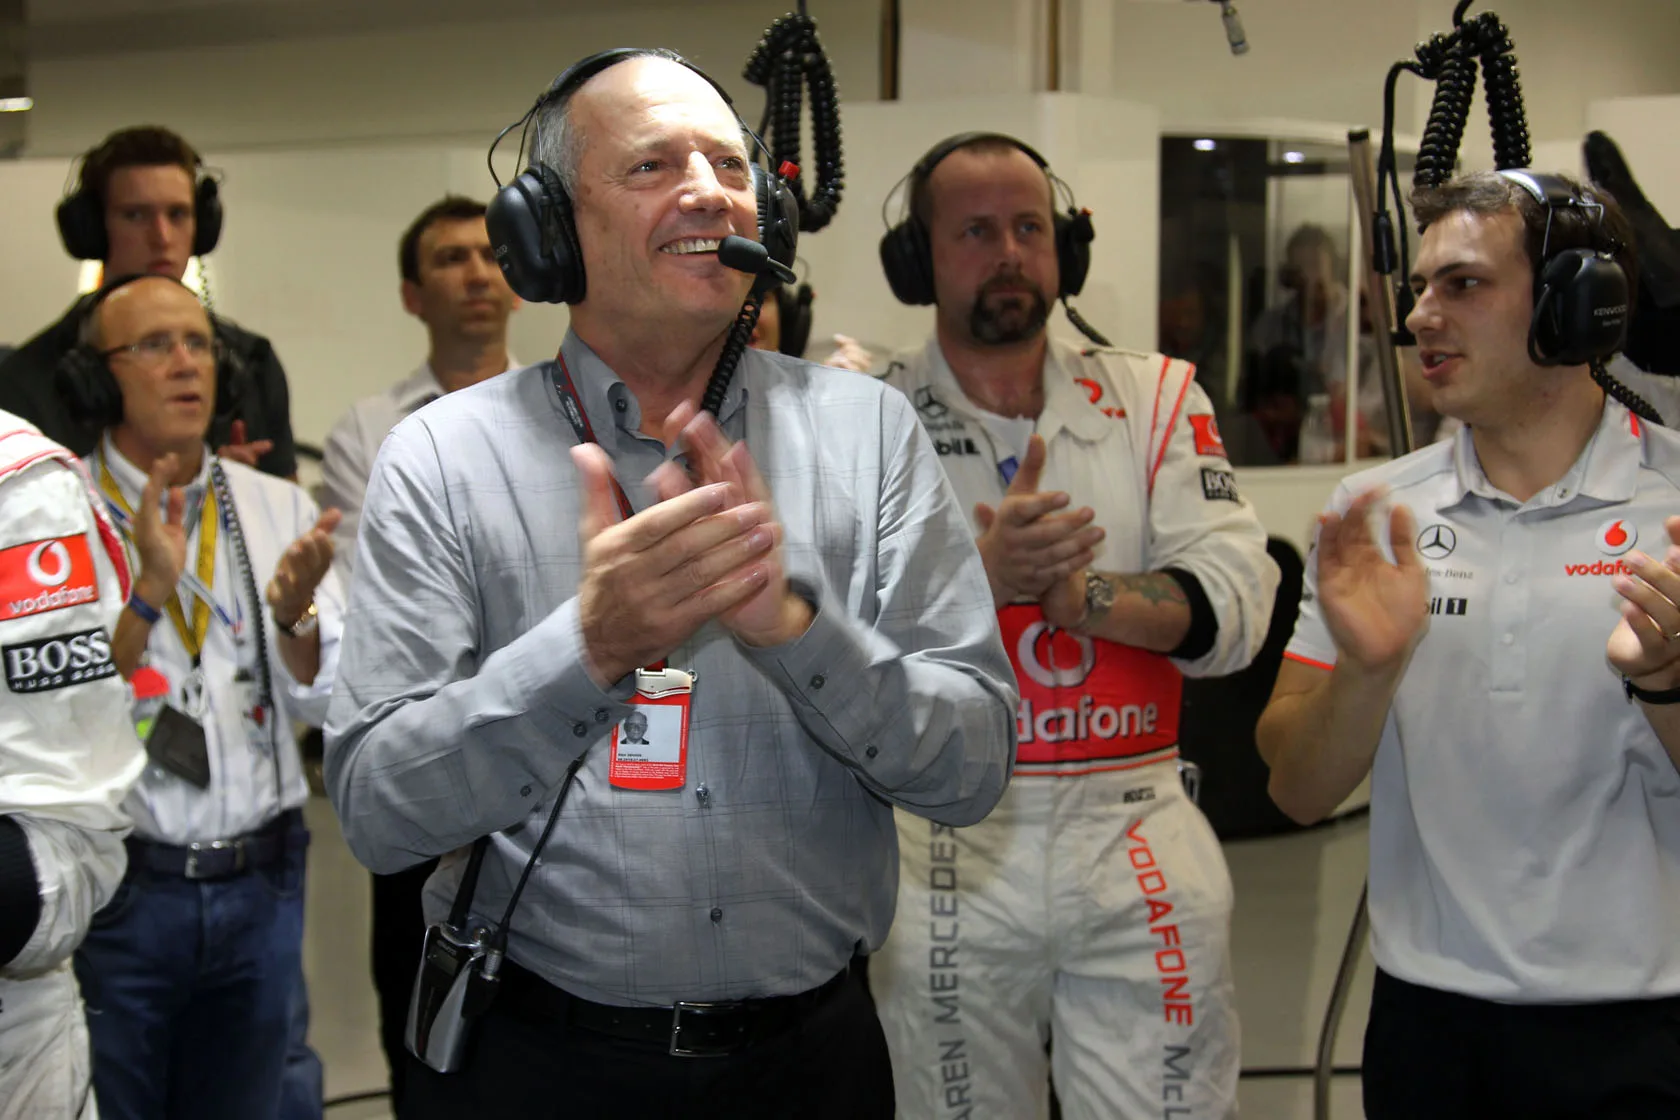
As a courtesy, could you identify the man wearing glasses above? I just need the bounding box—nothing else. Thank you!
[61,274,345,1119]
[0,126,296,479]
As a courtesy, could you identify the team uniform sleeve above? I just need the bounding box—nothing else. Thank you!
[0,461,145,975]
[1140,363,1280,678]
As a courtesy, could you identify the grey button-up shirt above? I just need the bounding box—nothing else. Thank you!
[324,332,1016,1006]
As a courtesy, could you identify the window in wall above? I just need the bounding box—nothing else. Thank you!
[1158,135,1436,466]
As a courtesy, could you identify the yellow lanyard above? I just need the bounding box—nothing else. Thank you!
[99,458,218,660]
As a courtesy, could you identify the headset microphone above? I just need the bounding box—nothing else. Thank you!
[717,235,797,286]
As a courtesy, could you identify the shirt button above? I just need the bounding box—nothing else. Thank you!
[696,784,710,806]
[1505,573,1518,584]
[1502,633,1515,646]
[614,398,627,413]
[810,674,825,689]
[865,745,879,760]
[710,907,723,923]
[594,708,609,723]
[520,785,532,797]
[572,722,588,737]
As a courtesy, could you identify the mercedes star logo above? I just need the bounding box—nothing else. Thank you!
[912,386,948,420]
[1416,524,1457,561]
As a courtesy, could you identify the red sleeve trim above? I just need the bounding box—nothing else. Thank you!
[1282,651,1335,671]
[1148,359,1193,499]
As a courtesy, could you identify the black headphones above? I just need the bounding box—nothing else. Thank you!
[486,47,800,306]
[56,274,220,431]
[56,137,223,262]
[879,131,1095,307]
[1498,169,1630,367]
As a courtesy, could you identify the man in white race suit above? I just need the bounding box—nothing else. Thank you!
[0,409,145,1118]
[865,132,1278,1119]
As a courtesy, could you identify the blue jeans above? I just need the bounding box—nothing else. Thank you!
[281,963,324,1120]
[74,822,309,1120]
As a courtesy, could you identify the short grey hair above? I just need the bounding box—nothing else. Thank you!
[530,90,585,196]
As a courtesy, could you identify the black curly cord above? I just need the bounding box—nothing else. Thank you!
[209,460,281,805]
[744,12,845,233]
[1473,14,1530,170]
[1062,302,1112,348]
[1593,361,1663,425]
[1414,37,1476,189]
[700,293,765,417]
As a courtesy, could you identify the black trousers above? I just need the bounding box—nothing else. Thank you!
[369,859,438,1115]
[404,965,894,1119]
[1364,968,1680,1120]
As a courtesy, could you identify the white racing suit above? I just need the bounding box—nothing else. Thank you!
[0,413,144,1120]
[874,341,1278,1120]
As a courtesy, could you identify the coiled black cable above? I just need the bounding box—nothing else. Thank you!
[700,292,765,417]
[744,10,845,233]
[1476,15,1531,170]
[1063,303,1112,348]
[1414,37,1476,189]
[209,460,281,804]
[1592,360,1664,425]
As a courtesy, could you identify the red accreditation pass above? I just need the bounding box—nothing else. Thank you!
[608,667,694,791]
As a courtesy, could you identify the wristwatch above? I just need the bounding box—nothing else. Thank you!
[1623,674,1680,705]
[275,600,319,639]
[1074,570,1116,631]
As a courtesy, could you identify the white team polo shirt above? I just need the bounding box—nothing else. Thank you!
[1287,397,1680,1003]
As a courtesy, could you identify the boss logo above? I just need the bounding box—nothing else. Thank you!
[4,627,116,693]
[1201,468,1239,503]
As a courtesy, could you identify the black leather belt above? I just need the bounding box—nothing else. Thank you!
[499,957,854,1057]
[126,808,303,881]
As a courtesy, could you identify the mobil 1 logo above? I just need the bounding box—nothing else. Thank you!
[4,627,116,694]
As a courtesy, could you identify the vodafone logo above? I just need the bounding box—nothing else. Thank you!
[1597,518,1637,556]
[26,541,72,588]
[1016,621,1095,689]
[0,536,98,623]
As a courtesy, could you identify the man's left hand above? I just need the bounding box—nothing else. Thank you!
[1609,516,1680,688]
[652,403,812,648]
[266,509,342,629]
[216,420,276,469]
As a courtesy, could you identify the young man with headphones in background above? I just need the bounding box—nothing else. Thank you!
[60,272,345,1120]
[1257,171,1680,1117]
[0,126,297,479]
[323,47,1015,1117]
[319,193,519,1116]
[0,408,145,1119]
[865,132,1278,1120]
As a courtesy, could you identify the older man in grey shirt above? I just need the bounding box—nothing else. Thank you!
[325,47,1014,1117]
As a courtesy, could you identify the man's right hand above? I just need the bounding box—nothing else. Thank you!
[572,444,777,686]
[1316,488,1429,674]
[132,453,189,611]
[973,434,1105,606]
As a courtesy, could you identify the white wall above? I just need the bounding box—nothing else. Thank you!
[0,91,1161,450]
[23,2,883,157]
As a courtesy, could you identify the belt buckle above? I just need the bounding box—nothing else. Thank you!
[668,1000,742,1058]
[183,838,245,880]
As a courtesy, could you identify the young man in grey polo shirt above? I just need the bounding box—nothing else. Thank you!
[1258,170,1680,1117]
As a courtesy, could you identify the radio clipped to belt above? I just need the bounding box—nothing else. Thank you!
[408,752,587,1073]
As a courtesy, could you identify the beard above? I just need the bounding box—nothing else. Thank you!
[968,275,1051,345]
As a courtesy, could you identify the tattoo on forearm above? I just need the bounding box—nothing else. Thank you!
[1112,572,1188,610]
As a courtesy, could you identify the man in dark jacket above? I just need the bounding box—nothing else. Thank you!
[0,126,296,478]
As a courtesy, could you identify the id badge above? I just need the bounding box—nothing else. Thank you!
[608,668,694,791]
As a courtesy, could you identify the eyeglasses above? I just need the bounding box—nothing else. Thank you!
[100,332,222,367]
